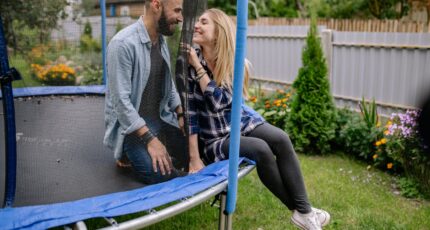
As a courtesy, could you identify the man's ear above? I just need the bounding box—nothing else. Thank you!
[150,0,161,11]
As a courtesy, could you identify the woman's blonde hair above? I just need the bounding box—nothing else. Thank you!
[205,8,250,98]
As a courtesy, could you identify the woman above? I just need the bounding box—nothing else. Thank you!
[185,8,330,230]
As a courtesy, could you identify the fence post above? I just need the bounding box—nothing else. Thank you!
[321,29,333,83]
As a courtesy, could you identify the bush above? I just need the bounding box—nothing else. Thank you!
[31,63,76,86]
[80,21,101,53]
[285,16,336,154]
[385,110,430,196]
[248,86,293,128]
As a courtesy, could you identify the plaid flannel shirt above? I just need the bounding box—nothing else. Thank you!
[188,48,264,162]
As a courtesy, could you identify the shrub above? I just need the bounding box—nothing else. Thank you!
[338,112,382,161]
[80,21,101,53]
[285,16,336,154]
[248,86,293,128]
[31,63,76,86]
[385,110,430,196]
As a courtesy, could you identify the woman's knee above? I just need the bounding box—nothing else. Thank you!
[251,141,275,164]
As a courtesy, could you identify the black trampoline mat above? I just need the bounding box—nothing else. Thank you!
[0,95,187,207]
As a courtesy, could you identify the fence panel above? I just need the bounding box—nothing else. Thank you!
[247,26,325,84]
[331,32,430,113]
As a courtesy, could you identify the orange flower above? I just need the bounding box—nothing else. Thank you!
[265,104,270,109]
[282,104,287,108]
[380,138,387,144]
[387,163,393,169]
[373,154,378,159]
[384,130,390,135]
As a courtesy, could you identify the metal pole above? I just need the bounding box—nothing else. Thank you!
[225,0,248,220]
[0,16,19,208]
[218,192,227,230]
[100,0,107,85]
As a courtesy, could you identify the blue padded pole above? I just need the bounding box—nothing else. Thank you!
[0,16,17,207]
[100,0,107,85]
[225,0,248,215]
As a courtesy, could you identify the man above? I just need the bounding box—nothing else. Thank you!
[104,0,185,184]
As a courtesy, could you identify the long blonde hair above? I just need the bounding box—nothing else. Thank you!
[205,8,250,98]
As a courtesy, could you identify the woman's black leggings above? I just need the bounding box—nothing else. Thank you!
[221,122,312,213]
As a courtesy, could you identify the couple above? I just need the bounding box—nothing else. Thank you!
[104,0,330,229]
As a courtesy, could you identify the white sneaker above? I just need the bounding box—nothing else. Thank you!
[291,210,322,230]
[312,207,330,227]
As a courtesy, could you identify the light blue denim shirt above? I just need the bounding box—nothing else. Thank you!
[104,18,181,159]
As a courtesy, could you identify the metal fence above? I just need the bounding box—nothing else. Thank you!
[247,25,430,115]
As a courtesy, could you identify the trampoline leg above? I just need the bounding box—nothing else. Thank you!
[226,214,233,230]
[218,191,227,230]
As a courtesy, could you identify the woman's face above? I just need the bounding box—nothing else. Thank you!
[193,12,216,46]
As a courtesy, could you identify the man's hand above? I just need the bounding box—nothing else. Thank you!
[146,137,173,175]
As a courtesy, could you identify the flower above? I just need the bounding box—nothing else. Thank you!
[380,138,387,144]
[373,154,378,159]
[387,163,393,169]
[375,141,381,146]
[384,130,390,135]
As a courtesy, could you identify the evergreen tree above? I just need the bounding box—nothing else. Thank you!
[285,14,336,155]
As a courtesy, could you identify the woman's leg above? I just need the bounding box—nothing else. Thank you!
[221,136,295,210]
[248,123,311,214]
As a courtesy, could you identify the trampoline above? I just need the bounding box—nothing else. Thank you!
[0,0,253,229]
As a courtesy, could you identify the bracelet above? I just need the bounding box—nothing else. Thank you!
[195,66,204,74]
[139,130,155,146]
[177,112,184,118]
[195,71,206,82]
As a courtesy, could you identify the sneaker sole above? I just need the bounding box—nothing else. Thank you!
[290,216,309,230]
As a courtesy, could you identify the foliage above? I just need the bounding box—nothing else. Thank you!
[338,112,383,161]
[72,52,103,85]
[80,22,101,53]
[359,97,379,129]
[0,0,68,52]
[83,21,92,37]
[285,16,336,155]
[248,86,293,128]
[398,177,422,198]
[384,110,430,195]
[367,0,409,19]
[31,62,76,86]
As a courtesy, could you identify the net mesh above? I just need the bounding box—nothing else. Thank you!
[0,0,208,206]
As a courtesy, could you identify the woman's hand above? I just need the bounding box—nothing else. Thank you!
[189,157,205,174]
[181,43,201,69]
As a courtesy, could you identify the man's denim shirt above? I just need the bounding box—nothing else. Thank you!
[104,18,181,159]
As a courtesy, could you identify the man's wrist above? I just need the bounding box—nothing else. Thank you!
[139,130,156,146]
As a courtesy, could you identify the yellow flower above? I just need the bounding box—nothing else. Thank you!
[373,154,378,159]
[387,163,393,169]
[375,141,381,146]
[380,138,387,144]
[384,130,390,135]
[282,98,288,103]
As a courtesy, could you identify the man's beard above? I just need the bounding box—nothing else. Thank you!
[158,9,175,36]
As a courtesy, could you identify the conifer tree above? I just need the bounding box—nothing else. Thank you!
[285,13,336,154]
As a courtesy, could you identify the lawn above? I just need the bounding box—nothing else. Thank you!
[85,153,430,229]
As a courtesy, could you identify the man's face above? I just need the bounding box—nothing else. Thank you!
[157,0,183,36]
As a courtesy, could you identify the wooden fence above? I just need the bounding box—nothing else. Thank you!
[246,18,430,33]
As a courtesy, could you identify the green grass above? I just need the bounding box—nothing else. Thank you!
[9,54,42,88]
[84,153,430,229]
